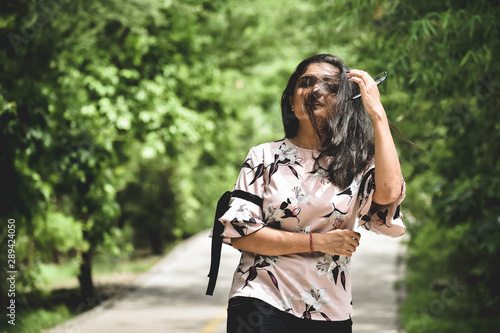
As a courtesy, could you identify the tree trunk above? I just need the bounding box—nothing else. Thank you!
[150,229,163,255]
[77,250,94,300]
[52,248,60,264]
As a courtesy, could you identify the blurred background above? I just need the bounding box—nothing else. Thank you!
[0,0,499,332]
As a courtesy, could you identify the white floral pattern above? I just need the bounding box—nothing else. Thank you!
[277,294,295,313]
[255,255,282,267]
[311,254,351,291]
[264,204,284,225]
[320,202,349,229]
[296,224,311,234]
[300,285,331,312]
[289,186,310,205]
[308,167,330,184]
[312,254,337,283]
[272,143,299,164]
[234,204,251,222]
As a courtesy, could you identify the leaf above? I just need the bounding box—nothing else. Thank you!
[460,50,478,68]
[268,162,279,183]
[320,312,331,321]
[337,187,352,197]
[288,165,299,179]
[442,10,451,29]
[243,267,258,288]
[230,220,247,237]
[420,19,430,37]
[341,271,346,291]
[283,208,295,219]
[267,271,279,290]
[257,260,270,268]
[242,158,252,169]
[249,163,265,185]
[469,15,482,39]
[302,311,312,320]
[333,266,339,284]
[361,214,371,222]
[376,209,389,226]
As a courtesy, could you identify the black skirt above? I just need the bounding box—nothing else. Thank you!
[227,296,353,333]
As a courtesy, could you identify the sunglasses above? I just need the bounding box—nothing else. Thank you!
[349,71,388,100]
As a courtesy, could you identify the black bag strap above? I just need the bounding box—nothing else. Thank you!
[232,189,263,208]
[206,190,263,296]
[206,191,232,296]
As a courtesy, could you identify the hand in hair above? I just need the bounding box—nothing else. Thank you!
[348,69,403,205]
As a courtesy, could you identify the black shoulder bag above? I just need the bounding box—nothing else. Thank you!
[205,190,263,296]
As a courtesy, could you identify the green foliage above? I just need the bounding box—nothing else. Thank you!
[34,212,88,256]
[38,259,80,287]
[314,0,500,331]
[2,0,498,331]
[3,305,72,333]
[0,0,314,312]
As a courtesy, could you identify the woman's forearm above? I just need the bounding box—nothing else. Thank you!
[231,226,361,257]
[346,69,403,205]
[231,227,310,256]
[371,109,403,205]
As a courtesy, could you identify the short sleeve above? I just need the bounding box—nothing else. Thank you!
[218,146,267,245]
[356,166,406,237]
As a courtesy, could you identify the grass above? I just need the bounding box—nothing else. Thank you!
[38,259,80,286]
[2,306,72,333]
[37,250,164,290]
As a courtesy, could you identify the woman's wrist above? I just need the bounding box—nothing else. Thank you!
[367,105,387,123]
[232,227,314,256]
[309,232,314,253]
[310,233,323,253]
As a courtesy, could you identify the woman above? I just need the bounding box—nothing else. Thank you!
[217,54,406,332]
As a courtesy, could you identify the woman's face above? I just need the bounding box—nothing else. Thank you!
[289,62,339,124]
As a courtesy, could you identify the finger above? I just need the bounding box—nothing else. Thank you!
[352,238,360,248]
[347,230,361,241]
[347,75,369,90]
[348,70,376,85]
[346,69,365,75]
[348,237,360,249]
[346,69,369,80]
[347,76,363,84]
[341,235,359,247]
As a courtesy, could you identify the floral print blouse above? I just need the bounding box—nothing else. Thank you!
[218,138,406,321]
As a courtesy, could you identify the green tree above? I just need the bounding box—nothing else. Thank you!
[0,0,304,317]
[306,1,500,331]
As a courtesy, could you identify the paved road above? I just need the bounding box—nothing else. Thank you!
[44,228,406,333]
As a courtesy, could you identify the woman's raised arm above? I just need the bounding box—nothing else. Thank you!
[347,70,403,205]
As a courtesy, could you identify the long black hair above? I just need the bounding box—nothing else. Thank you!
[280,54,375,189]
